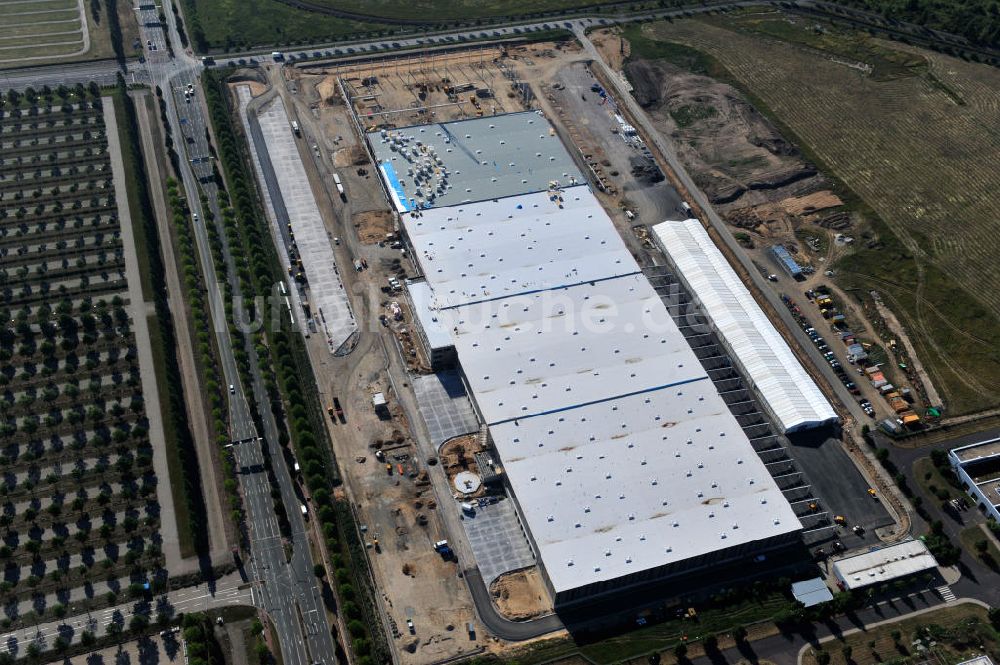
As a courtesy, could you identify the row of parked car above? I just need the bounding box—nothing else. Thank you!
[782,293,877,418]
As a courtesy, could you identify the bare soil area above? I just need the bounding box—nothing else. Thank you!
[591,28,630,72]
[490,567,552,620]
[439,434,483,495]
[626,58,822,208]
[334,144,369,167]
[623,53,861,277]
[302,41,578,131]
[355,209,396,244]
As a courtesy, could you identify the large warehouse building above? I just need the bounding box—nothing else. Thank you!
[368,113,804,607]
[652,219,838,434]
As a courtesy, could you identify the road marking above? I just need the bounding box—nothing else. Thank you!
[936,585,956,602]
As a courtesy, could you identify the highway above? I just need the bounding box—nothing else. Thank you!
[121,3,340,664]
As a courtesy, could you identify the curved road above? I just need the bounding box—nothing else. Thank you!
[464,569,563,640]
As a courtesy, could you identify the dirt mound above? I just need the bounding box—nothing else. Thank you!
[624,59,664,108]
[591,28,631,72]
[333,145,368,168]
[354,210,395,244]
[490,568,551,620]
[625,58,822,207]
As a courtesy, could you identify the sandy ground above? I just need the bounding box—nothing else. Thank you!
[302,41,579,132]
[269,62,481,663]
[490,567,552,620]
[591,28,630,72]
[779,190,843,216]
[439,434,483,496]
[627,56,823,209]
[355,209,395,244]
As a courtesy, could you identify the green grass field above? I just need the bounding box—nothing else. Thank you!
[189,0,384,51]
[0,0,76,14]
[0,0,83,59]
[628,12,1000,415]
[187,0,605,51]
[295,0,597,21]
[0,0,131,67]
[497,591,794,665]
[959,525,1000,572]
[802,603,999,665]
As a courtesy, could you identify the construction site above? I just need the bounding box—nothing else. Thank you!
[306,44,557,129]
[227,34,915,662]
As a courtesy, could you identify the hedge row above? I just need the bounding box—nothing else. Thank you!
[163,178,245,534]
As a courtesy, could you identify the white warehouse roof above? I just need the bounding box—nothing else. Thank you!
[382,126,804,597]
[405,187,637,309]
[491,387,801,594]
[832,540,938,590]
[652,220,838,433]
[407,279,454,351]
[442,275,701,425]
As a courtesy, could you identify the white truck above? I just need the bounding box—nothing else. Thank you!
[333,172,345,200]
[291,120,300,137]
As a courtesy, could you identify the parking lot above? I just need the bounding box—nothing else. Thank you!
[461,499,535,586]
[412,372,479,449]
[255,94,358,352]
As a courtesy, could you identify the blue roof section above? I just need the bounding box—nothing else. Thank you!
[791,578,834,607]
[379,161,410,212]
[771,245,803,277]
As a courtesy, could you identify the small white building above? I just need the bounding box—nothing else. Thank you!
[831,540,938,591]
[372,392,389,418]
[950,437,1000,523]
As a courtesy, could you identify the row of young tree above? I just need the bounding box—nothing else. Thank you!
[841,0,1000,50]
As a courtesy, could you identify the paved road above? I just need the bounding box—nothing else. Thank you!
[0,58,147,91]
[201,0,997,70]
[141,5,340,665]
[7,0,997,660]
[876,427,1000,608]
[0,577,252,658]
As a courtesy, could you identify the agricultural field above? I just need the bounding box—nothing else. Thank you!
[0,89,166,644]
[0,0,87,66]
[0,0,138,68]
[624,11,1000,415]
[284,0,601,21]
[185,0,385,52]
